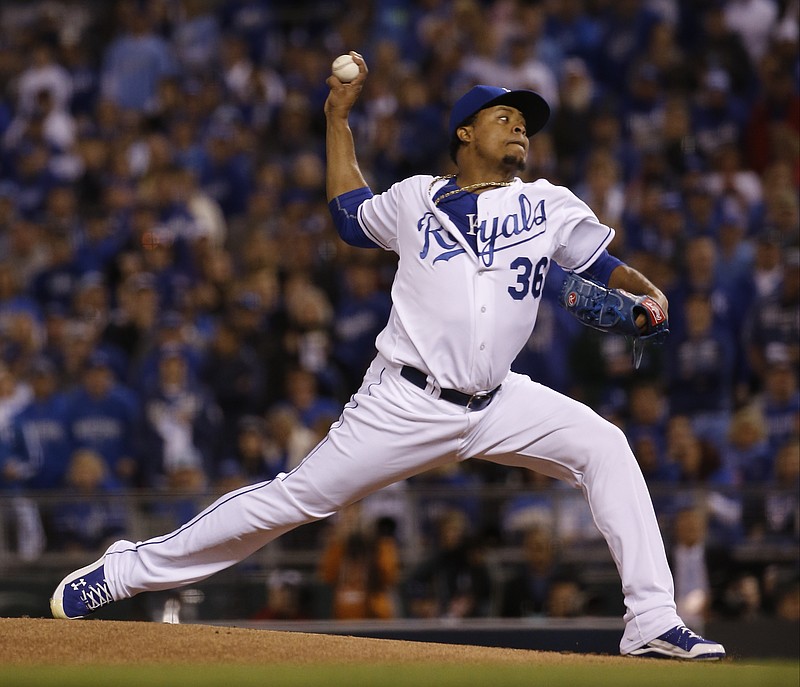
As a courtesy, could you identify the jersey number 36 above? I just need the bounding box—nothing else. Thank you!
[508,257,548,301]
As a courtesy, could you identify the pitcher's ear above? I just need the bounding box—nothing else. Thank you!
[456,125,472,143]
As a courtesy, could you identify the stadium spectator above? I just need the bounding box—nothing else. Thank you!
[549,58,595,186]
[199,119,253,219]
[252,568,310,621]
[693,67,751,160]
[137,343,221,489]
[100,1,179,113]
[0,260,40,329]
[280,278,344,400]
[745,249,800,381]
[661,416,743,549]
[49,447,127,553]
[283,366,341,432]
[60,30,100,119]
[405,508,493,619]
[200,317,266,445]
[460,31,560,113]
[669,506,712,629]
[574,149,625,229]
[171,0,222,76]
[102,271,160,372]
[621,62,666,153]
[0,362,31,452]
[719,571,765,620]
[134,309,203,392]
[759,358,800,454]
[723,0,781,65]
[689,2,757,99]
[66,349,140,486]
[666,415,735,487]
[632,190,687,273]
[58,317,100,389]
[624,380,670,472]
[760,184,800,250]
[71,271,112,340]
[331,256,391,392]
[500,523,580,618]
[666,293,737,447]
[317,504,400,620]
[721,403,773,483]
[775,578,800,622]
[542,0,602,73]
[743,44,800,177]
[714,205,755,293]
[4,356,72,490]
[594,0,664,96]
[743,437,800,548]
[29,227,80,312]
[258,403,317,477]
[657,95,698,183]
[15,44,72,117]
[214,414,273,491]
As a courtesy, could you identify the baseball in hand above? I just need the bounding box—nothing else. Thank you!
[332,54,359,83]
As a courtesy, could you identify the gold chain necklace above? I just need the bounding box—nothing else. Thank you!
[429,174,513,206]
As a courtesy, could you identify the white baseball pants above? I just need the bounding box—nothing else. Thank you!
[104,353,682,653]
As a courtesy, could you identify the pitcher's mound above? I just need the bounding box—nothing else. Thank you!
[0,617,628,666]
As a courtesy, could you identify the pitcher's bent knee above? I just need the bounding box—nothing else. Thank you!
[573,419,637,471]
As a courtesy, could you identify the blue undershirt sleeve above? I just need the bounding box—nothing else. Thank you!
[582,250,624,286]
[328,187,379,248]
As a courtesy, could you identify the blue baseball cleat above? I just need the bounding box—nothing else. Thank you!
[628,625,726,660]
[50,554,115,619]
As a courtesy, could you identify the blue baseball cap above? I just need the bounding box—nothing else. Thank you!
[448,85,550,138]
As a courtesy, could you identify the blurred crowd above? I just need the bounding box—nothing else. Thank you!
[0,0,797,623]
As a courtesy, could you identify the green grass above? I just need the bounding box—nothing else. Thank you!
[1,662,797,687]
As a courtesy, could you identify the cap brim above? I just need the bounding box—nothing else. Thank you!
[484,90,550,137]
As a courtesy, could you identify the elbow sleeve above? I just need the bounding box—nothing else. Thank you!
[328,187,378,248]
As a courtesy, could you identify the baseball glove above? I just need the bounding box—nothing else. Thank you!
[558,271,669,369]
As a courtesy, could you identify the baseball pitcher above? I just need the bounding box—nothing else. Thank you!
[51,52,724,660]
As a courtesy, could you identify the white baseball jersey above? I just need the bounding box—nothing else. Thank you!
[358,175,613,392]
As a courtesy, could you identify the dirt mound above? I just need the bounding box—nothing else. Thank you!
[0,617,626,666]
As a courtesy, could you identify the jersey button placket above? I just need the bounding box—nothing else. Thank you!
[479,304,487,350]
[474,265,493,373]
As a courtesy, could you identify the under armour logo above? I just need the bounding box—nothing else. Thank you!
[71,578,87,591]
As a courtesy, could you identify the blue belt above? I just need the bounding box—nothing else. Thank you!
[400,366,500,411]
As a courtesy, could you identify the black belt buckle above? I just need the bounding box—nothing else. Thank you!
[465,391,493,411]
[400,365,498,411]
